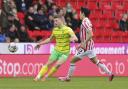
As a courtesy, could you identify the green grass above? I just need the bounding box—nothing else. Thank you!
[0,77,127,89]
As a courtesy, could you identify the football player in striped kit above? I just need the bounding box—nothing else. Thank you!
[58,7,114,82]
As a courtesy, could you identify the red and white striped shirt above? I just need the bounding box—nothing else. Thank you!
[80,17,94,51]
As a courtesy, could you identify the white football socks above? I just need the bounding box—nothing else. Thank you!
[97,61,112,75]
[67,63,76,78]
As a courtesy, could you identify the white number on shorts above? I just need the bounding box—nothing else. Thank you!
[77,48,84,55]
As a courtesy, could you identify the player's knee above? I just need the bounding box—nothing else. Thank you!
[70,57,81,63]
[90,57,99,64]
[45,63,51,67]
[55,64,61,69]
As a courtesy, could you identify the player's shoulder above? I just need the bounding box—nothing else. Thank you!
[52,27,58,35]
[53,27,58,30]
[82,18,92,27]
[63,25,72,31]
[83,18,91,24]
[52,27,59,33]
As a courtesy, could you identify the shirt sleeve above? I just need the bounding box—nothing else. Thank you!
[82,20,92,31]
[68,27,75,37]
[49,28,55,40]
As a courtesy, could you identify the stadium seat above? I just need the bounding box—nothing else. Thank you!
[93,9,103,19]
[57,0,67,7]
[103,30,112,42]
[123,1,128,11]
[70,2,77,8]
[17,12,25,24]
[33,30,42,37]
[104,23,112,29]
[13,0,128,43]
[112,2,124,11]
[27,30,36,40]
[93,21,104,30]
[111,31,121,42]
[86,1,99,10]
[90,14,98,20]
[121,32,128,42]
[93,31,104,43]
[76,1,85,8]
[99,0,111,8]
[111,19,120,30]
[101,4,112,11]
[102,10,114,20]
[114,11,124,21]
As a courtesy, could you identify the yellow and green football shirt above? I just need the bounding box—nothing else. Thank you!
[52,25,75,53]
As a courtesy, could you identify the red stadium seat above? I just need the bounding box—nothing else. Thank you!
[111,31,121,42]
[18,0,128,43]
[86,1,99,10]
[104,22,112,29]
[101,0,111,4]
[93,21,104,30]
[114,11,124,21]
[112,2,124,11]
[123,1,128,11]
[113,22,120,31]
[92,9,103,19]
[76,1,85,8]
[27,30,36,40]
[101,4,112,10]
[121,32,128,42]
[70,2,77,8]
[102,10,114,20]
[93,31,104,42]
[90,14,98,20]
[57,0,67,7]
[33,30,42,37]
[99,0,111,8]
[17,12,25,24]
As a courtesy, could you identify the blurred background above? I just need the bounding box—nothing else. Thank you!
[0,0,128,43]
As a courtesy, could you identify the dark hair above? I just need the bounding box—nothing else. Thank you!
[81,7,90,17]
[56,8,63,14]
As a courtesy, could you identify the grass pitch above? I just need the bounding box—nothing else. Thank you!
[0,77,127,89]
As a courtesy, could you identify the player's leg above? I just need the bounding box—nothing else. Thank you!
[88,50,114,81]
[67,48,86,78]
[67,56,81,78]
[90,56,112,75]
[58,48,85,81]
[34,60,56,81]
[34,50,58,81]
[43,52,69,80]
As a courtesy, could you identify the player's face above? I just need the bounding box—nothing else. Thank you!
[124,14,128,19]
[54,18,62,27]
[80,11,84,20]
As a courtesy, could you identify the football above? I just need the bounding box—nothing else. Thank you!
[8,42,18,53]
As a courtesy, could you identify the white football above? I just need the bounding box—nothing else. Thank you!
[8,42,18,53]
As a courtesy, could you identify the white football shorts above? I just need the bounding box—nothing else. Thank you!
[74,47,96,59]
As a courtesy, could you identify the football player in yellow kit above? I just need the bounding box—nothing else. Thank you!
[34,15,78,81]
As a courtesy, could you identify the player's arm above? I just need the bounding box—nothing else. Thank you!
[35,34,54,50]
[81,25,93,48]
[84,27,93,43]
[68,28,78,42]
[39,35,54,45]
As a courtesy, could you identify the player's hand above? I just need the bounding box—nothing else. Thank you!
[81,42,86,48]
[70,38,75,43]
[76,44,81,50]
[34,44,41,50]
[76,43,86,51]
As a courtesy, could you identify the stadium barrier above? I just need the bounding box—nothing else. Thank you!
[0,55,128,77]
[0,43,128,54]
[0,43,128,77]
